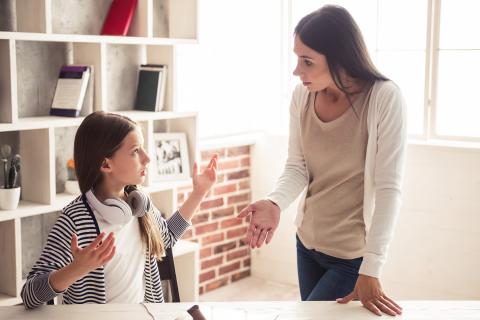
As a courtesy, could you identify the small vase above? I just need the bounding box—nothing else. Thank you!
[0,186,21,210]
[64,180,80,195]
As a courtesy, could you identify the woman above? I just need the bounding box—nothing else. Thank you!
[238,5,406,316]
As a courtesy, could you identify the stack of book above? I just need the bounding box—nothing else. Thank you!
[134,64,167,112]
[50,65,92,117]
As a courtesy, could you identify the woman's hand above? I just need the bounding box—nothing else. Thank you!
[192,155,218,196]
[337,274,402,316]
[237,199,280,248]
[70,232,116,277]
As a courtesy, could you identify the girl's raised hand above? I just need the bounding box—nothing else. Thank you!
[70,232,116,277]
[192,154,218,196]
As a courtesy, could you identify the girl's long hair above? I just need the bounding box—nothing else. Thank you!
[74,111,164,258]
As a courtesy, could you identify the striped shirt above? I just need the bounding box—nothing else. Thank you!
[21,194,190,309]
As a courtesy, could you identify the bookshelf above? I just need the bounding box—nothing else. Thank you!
[0,0,199,305]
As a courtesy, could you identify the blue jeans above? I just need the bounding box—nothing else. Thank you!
[296,234,363,301]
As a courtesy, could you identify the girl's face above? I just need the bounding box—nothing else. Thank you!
[293,35,334,92]
[104,129,150,187]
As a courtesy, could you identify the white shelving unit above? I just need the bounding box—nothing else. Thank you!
[0,0,199,305]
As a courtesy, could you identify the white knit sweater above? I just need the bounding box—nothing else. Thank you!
[267,80,407,278]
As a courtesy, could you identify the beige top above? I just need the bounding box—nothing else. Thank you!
[297,87,372,259]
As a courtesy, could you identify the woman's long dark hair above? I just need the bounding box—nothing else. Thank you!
[74,111,164,258]
[295,5,388,97]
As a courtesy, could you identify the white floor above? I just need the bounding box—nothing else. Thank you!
[199,276,300,302]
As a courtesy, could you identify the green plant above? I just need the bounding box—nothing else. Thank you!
[1,144,21,189]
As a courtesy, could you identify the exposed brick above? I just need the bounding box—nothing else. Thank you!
[226,248,250,261]
[200,198,224,210]
[227,193,250,205]
[240,156,250,166]
[195,222,218,235]
[214,241,236,254]
[201,233,225,245]
[211,207,234,220]
[213,183,237,196]
[200,270,215,283]
[181,229,193,240]
[227,146,250,157]
[216,174,225,183]
[218,159,240,170]
[219,261,241,275]
[205,277,228,292]
[238,180,250,190]
[191,213,210,225]
[243,258,251,267]
[231,270,251,282]
[199,286,204,295]
[227,226,248,239]
[221,217,243,228]
[236,203,248,214]
[201,149,225,161]
[238,238,248,247]
[227,169,249,181]
[200,247,212,259]
[201,256,223,270]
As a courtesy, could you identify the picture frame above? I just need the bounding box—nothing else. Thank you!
[152,132,190,181]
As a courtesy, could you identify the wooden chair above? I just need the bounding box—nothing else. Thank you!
[157,246,180,302]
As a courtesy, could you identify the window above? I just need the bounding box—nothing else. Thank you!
[435,0,480,138]
[174,0,284,138]
[290,0,427,136]
[175,0,480,141]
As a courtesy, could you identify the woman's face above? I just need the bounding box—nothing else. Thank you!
[293,35,334,92]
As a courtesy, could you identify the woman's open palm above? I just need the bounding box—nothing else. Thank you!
[237,199,281,248]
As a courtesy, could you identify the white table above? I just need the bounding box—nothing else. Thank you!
[0,301,479,319]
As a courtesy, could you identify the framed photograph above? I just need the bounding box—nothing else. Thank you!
[152,132,190,181]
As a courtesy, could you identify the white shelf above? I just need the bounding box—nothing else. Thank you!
[0,293,21,307]
[0,111,198,132]
[0,1,199,305]
[143,179,191,193]
[0,193,76,222]
[0,32,197,46]
[173,239,199,258]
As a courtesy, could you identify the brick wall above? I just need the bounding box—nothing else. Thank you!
[176,145,252,295]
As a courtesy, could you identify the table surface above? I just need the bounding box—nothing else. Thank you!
[1,301,479,320]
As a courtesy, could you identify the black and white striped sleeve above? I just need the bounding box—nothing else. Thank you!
[21,212,75,309]
[152,207,190,248]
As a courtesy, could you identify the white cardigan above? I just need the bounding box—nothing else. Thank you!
[267,80,407,278]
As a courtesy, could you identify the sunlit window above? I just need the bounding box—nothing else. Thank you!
[436,0,480,138]
[290,0,427,136]
[174,0,284,138]
[175,0,479,141]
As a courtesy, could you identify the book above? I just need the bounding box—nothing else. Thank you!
[50,66,91,117]
[134,64,167,112]
[101,0,138,36]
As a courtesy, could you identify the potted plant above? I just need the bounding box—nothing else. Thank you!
[64,159,80,195]
[0,144,21,210]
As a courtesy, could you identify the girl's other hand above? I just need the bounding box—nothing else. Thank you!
[192,154,218,196]
[70,232,116,277]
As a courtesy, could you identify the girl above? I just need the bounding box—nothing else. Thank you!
[21,111,217,308]
[238,5,406,317]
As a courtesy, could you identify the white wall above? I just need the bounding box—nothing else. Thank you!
[251,134,480,299]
